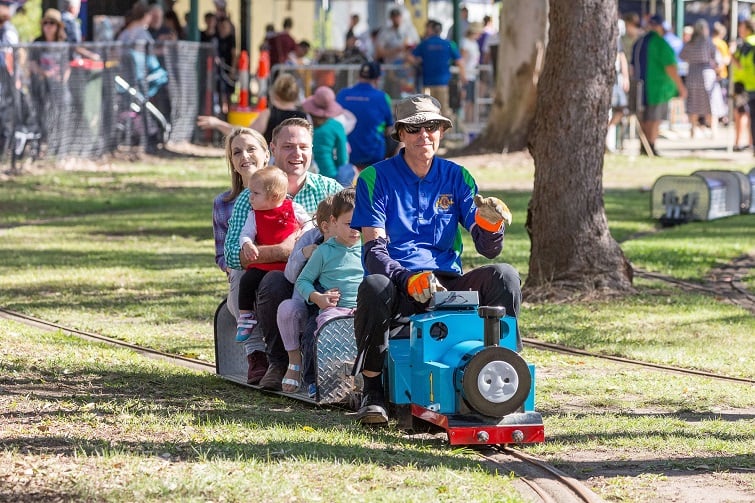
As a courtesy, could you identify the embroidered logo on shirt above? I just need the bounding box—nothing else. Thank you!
[436,194,454,211]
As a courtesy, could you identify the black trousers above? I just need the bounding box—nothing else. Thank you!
[237,267,269,311]
[254,271,294,366]
[353,264,522,375]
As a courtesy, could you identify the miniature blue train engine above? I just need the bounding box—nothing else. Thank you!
[385,291,544,445]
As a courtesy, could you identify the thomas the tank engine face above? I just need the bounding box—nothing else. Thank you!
[458,345,532,417]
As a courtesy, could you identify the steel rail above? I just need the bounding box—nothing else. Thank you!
[523,337,754,385]
[478,446,604,503]
[0,307,215,374]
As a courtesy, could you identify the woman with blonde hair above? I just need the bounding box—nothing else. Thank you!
[30,9,69,155]
[213,128,269,280]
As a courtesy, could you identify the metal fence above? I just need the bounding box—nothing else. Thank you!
[0,40,215,166]
[273,62,495,135]
[0,41,495,166]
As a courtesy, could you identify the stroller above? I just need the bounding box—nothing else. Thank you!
[114,46,171,154]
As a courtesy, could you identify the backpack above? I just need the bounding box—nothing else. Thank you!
[129,50,168,98]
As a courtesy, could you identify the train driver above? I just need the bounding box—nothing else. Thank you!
[350,94,522,426]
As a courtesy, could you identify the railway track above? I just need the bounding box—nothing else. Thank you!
[0,307,215,374]
[1,306,606,502]
[480,446,605,503]
[634,254,755,315]
[522,337,754,385]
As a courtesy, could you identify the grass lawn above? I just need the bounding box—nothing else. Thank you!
[0,152,753,501]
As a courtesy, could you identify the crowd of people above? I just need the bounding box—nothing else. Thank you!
[617,10,755,156]
[211,94,518,426]
[198,61,395,187]
[0,0,181,156]
[344,6,498,122]
[195,4,505,182]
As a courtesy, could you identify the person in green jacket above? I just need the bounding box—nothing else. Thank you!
[630,14,687,156]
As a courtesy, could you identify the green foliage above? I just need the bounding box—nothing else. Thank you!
[9,0,42,42]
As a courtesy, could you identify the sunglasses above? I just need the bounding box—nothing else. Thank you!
[402,121,442,135]
[42,21,58,26]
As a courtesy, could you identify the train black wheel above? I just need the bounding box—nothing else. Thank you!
[460,346,531,417]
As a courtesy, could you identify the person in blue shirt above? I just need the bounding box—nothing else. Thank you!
[409,20,466,122]
[336,61,395,172]
[350,95,520,425]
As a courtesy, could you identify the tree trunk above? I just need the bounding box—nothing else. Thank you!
[470,0,548,153]
[525,0,633,297]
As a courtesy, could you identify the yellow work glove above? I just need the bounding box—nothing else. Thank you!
[407,271,438,303]
[474,194,512,232]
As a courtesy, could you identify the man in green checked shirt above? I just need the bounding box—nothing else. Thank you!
[224,117,343,389]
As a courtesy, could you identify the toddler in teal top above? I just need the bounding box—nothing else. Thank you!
[295,188,362,329]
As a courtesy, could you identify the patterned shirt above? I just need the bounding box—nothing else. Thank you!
[224,172,342,270]
[212,190,236,272]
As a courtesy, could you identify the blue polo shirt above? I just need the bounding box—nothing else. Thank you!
[352,151,478,275]
[412,36,460,86]
[336,83,394,166]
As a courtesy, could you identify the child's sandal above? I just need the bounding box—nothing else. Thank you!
[281,364,301,392]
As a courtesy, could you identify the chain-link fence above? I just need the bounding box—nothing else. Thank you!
[0,41,495,166]
[0,40,215,166]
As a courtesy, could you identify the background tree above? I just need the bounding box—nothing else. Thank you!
[469,0,548,153]
[525,0,633,298]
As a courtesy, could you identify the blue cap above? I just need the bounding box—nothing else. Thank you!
[649,14,665,26]
[359,61,381,80]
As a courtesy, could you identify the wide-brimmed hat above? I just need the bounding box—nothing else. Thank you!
[390,94,452,141]
[42,8,63,26]
[301,86,344,119]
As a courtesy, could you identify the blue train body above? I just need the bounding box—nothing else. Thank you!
[387,311,535,413]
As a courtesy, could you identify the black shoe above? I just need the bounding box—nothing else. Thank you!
[355,391,388,426]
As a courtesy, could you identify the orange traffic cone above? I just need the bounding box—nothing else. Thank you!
[256,49,270,111]
[258,49,270,80]
[227,50,257,126]
[237,50,250,109]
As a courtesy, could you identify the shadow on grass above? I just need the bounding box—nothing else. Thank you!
[0,365,481,472]
[0,247,215,271]
[0,180,219,228]
[3,350,753,470]
[1,281,221,323]
[551,453,755,478]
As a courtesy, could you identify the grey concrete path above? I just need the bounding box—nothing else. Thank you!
[616,121,754,160]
